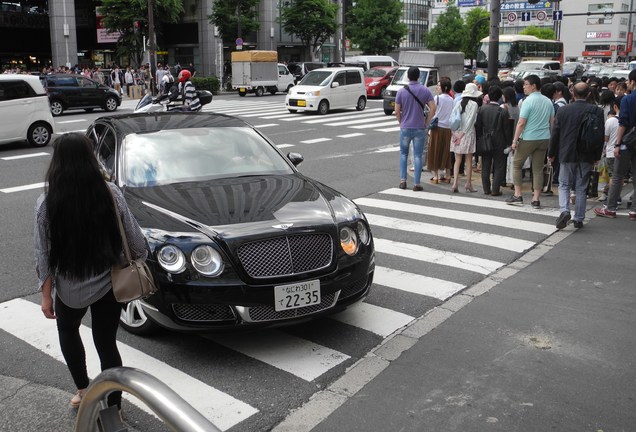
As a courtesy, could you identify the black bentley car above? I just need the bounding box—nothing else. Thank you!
[86,112,375,334]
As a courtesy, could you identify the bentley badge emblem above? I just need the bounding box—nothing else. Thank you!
[272,223,293,230]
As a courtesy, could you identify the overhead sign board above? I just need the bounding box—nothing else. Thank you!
[457,0,485,6]
[501,1,550,11]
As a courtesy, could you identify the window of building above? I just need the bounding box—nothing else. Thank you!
[621,17,629,25]
[588,3,614,12]
[585,44,611,51]
[620,31,627,38]
[587,17,613,25]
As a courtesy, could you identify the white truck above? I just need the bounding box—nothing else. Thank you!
[383,51,465,115]
[231,50,295,97]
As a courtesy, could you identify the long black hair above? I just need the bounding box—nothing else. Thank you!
[45,133,122,280]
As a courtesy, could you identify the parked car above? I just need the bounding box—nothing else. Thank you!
[562,62,585,81]
[85,112,375,334]
[507,60,561,80]
[345,55,399,71]
[364,66,398,98]
[0,74,54,147]
[582,63,603,79]
[287,62,326,84]
[285,67,367,115]
[41,73,121,116]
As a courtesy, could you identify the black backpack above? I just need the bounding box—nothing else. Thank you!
[576,105,604,156]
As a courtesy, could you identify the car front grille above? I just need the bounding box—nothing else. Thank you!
[172,304,236,322]
[338,276,369,301]
[237,234,333,278]
[244,292,337,322]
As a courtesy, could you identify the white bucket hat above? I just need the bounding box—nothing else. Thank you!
[463,83,483,98]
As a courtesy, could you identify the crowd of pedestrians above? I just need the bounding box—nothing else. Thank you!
[397,67,635,228]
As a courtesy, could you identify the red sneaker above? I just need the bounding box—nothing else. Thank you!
[629,211,636,221]
[594,207,617,218]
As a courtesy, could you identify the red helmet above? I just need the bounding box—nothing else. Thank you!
[177,69,191,83]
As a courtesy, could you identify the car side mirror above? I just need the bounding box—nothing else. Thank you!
[331,82,340,88]
[286,152,304,166]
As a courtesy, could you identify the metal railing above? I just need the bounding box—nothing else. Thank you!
[74,367,221,432]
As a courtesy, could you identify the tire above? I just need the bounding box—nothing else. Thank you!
[269,87,277,95]
[288,109,297,113]
[317,100,329,115]
[27,122,52,147]
[84,108,94,113]
[50,100,64,116]
[255,87,264,97]
[238,91,246,97]
[103,96,118,112]
[384,109,393,115]
[356,96,367,111]
[380,86,387,98]
[286,84,294,93]
[119,300,159,336]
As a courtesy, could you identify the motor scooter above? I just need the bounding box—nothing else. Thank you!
[134,86,213,113]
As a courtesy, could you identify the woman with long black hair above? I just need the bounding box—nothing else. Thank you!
[34,133,147,410]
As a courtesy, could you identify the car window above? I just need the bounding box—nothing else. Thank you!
[392,69,408,85]
[0,80,35,101]
[97,128,117,177]
[369,61,392,68]
[334,72,346,86]
[79,77,96,87]
[123,127,294,187]
[299,70,333,86]
[346,71,361,85]
[426,70,438,87]
[364,69,387,78]
[278,65,288,75]
[49,76,79,87]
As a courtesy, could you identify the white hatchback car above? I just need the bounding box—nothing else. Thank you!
[0,74,54,147]
[285,67,367,115]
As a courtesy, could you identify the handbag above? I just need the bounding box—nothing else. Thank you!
[587,164,600,198]
[621,126,636,152]
[476,131,494,155]
[109,188,157,303]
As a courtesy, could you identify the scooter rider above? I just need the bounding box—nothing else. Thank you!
[176,69,201,112]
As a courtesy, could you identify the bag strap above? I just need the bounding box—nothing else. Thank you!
[404,85,426,112]
[108,185,132,263]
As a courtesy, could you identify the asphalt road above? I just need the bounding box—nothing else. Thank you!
[0,94,591,431]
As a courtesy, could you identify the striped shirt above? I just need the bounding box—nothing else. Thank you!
[182,81,201,111]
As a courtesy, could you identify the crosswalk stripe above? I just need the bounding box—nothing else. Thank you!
[365,213,534,253]
[0,299,257,430]
[374,238,504,275]
[241,110,290,118]
[355,197,556,235]
[301,138,332,144]
[374,147,400,153]
[0,182,45,193]
[338,133,365,138]
[373,266,465,300]
[1,152,49,160]
[350,121,397,129]
[330,302,414,337]
[253,123,278,128]
[325,116,393,127]
[381,188,563,217]
[261,113,300,119]
[277,144,295,148]
[286,109,382,123]
[206,330,350,382]
[376,126,401,132]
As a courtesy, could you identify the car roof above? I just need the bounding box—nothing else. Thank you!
[0,73,47,93]
[95,112,249,135]
[309,67,363,73]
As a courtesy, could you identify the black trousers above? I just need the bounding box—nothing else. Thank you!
[55,289,122,408]
[481,149,507,194]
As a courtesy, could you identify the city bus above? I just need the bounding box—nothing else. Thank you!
[476,34,564,73]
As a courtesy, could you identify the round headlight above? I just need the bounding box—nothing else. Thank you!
[191,245,224,277]
[340,226,359,256]
[157,245,186,273]
[357,221,370,245]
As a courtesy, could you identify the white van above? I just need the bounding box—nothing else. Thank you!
[0,74,54,147]
[346,55,399,70]
[285,67,367,115]
[382,66,439,115]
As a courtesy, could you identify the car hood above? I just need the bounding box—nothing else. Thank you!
[124,174,338,238]
[364,77,381,85]
[289,85,326,95]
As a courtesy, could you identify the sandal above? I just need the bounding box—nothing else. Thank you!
[430,177,439,184]
[440,177,451,184]
[70,389,87,408]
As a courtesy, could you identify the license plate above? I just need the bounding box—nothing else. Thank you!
[274,280,320,311]
[239,88,246,93]
[389,101,395,107]
[297,100,306,107]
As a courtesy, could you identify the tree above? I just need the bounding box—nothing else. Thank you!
[424,1,466,52]
[521,25,556,40]
[99,0,183,67]
[346,0,407,55]
[279,0,338,61]
[209,0,260,45]
[463,7,489,62]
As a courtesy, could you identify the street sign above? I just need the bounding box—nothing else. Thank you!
[235,38,243,46]
[552,10,563,20]
[536,10,546,21]
[521,11,531,21]
[507,12,518,23]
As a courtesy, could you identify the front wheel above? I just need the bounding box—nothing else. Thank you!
[104,96,118,112]
[238,91,246,97]
[317,100,329,115]
[255,87,264,97]
[288,109,297,113]
[27,122,52,147]
[120,300,159,336]
[50,100,64,116]
[356,96,367,111]
[286,84,294,93]
[384,109,393,116]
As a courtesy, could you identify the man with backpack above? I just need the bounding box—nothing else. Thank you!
[594,69,636,221]
[549,82,604,229]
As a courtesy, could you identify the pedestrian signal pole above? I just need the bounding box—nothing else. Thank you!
[488,0,500,80]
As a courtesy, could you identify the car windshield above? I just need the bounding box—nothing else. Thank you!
[516,62,544,71]
[563,64,577,72]
[123,127,294,187]
[391,69,428,86]
[364,68,387,78]
[588,64,602,72]
[299,70,332,86]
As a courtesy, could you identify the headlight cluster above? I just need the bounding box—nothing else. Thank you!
[369,81,380,86]
[157,244,224,277]
[340,221,371,256]
[306,90,321,97]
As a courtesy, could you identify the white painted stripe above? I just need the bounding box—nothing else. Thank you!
[261,113,301,119]
[337,133,365,138]
[380,188,563,218]
[241,110,290,118]
[374,147,400,153]
[217,106,281,115]
[326,116,393,127]
[276,144,295,148]
[56,119,86,124]
[330,302,414,337]
[254,123,278,128]
[365,213,534,253]
[0,182,45,193]
[0,299,258,430]
[376,126,401,132]
[207,330,349,381]
[374,237,504,275]
[350,121,397,129]
[355,197,556,235]
[58,129,87,134]
[1,152,49,160]
[282,109,382,123]
[373,266,465,301]
[301,138,331,144]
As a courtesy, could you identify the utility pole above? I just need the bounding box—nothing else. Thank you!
[488,0,500,80]
[148,0,156,95]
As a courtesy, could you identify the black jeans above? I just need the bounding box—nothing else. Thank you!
[55,289,122,408]
[481,149,507,194]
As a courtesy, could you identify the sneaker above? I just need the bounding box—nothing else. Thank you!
[399,181,406,190]
[531,200,541,209]
[573,220,584,229]
[555,211,571,229]
[629,211,636,221]
[413,185,423,192]
[506,195,523,205]
[594,207,617,218]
